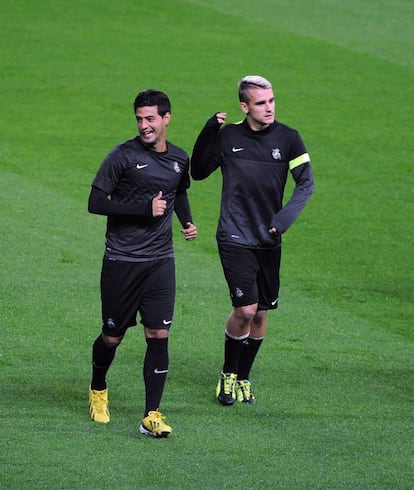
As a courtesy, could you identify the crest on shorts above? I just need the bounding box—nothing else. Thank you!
[272,148,282,160]
[106,318,116,329]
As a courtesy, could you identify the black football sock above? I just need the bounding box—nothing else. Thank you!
[143,337,169,417]
[222,332,247,374]
[238,337,263,380]
[90,335,117,391]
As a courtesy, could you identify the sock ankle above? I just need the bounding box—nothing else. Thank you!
[238,337,263,380]
[222,331,249,374]
[90,335,117,391]
[143,337,169,416]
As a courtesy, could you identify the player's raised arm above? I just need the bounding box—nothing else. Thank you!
[190,112,226,180]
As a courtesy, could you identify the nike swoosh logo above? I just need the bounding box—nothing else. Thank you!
[136,164,148,169]
[162,319,172,325]
[232,147,244,152]
[154,368,169,374]
[271,298,278,306]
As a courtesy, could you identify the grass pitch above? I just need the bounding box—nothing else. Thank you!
[1,0,413,488]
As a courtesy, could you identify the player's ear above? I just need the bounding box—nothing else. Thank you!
[240,102,248,114]
[163,112,171,125]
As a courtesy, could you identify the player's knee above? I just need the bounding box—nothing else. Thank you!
[145,327,169,339]
[102,334,123,348]
[235,305,257,326]
[252,310,267,328]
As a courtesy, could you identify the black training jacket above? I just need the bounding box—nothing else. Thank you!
[191,115,314,249]
[89,136,192,261]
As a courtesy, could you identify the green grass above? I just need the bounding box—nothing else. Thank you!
[1,0,413,488]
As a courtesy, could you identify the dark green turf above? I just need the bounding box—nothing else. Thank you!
[1,1,413,488]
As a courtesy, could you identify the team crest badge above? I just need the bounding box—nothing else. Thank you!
[173,161,181,173]
[272,148,282,160]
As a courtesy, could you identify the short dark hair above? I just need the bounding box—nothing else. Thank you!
[133,89,171,116]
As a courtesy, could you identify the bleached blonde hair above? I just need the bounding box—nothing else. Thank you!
[238,75,272,102]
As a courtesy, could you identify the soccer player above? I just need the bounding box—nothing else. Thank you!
[88,89,197,437]
[191,75,314,405]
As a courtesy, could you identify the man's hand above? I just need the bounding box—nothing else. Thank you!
[216,112,227,124]
[181,222,197,241]
[152,191,167,217]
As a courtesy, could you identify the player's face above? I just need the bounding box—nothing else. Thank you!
[135,106,171,151]
[241,87,275,131]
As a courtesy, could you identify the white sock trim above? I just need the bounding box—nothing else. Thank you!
[225,329,250,341]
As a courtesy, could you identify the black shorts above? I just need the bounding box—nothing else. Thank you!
[100,257,175,336]
[218,243,281,311]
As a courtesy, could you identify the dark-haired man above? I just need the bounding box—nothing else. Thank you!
[88,89,197,436]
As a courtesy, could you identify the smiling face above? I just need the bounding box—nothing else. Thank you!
[135,105,171,152]
[240,87,275,131]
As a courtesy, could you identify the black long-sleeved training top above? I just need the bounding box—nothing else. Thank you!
[89,136,193,261]
[191,116,314,249]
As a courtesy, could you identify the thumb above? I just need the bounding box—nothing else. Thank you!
[155,191,163,200]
